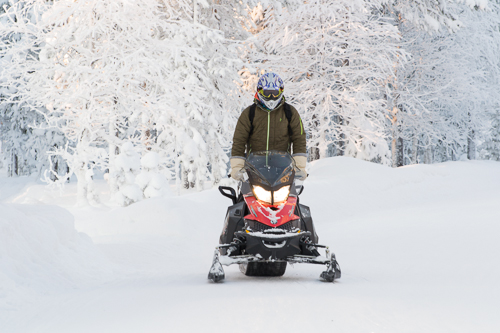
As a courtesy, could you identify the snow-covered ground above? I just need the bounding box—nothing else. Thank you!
[1,157,499,333]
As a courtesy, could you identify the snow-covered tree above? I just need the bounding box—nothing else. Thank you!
[0,0,60,177]
[135,151,171,199]
[113,142,142,206]
[383,0,489,33]
[387,0,500,165]
[1,0,248,201]
[480,107,500,161]
[2,0,499,202]
[246,0,404,164]
[131,0,250,191]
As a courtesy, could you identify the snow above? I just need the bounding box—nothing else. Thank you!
[1,157,500,332]
[114,143,142,206]
[140,152,160,170]
[136,152,171,199]
[0,202,113,319]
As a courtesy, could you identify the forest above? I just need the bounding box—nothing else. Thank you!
[1,0,499,205]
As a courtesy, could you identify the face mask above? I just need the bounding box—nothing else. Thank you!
[262,97,282,110]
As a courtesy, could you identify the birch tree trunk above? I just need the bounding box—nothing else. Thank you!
[424,137,433,164]
[467,130,476,160]
[391,136,397,167]
[467,112,476,160]
[390,106,398,168]
[397,137,404,167]
[411,135,418,164]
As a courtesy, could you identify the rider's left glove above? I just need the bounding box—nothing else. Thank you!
[230,157,245,181]
[293,155,307,180]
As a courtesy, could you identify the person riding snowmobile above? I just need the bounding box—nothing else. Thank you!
[208,73,341,282]
[230,72,307,180]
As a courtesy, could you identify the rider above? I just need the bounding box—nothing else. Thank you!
[230,72,307,179]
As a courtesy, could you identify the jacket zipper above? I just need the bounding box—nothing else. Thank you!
[266,111,270,151]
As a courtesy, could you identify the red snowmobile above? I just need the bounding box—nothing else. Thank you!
[208,150,341,282]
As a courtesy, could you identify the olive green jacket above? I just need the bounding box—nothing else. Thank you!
[231,101,307,159]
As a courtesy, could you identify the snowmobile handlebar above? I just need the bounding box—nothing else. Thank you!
[218,186,237,205]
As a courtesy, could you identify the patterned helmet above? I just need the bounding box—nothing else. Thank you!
[256,73,284,110]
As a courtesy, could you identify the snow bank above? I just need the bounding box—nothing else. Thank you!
[0,204,112,313]
[305,157,500,220]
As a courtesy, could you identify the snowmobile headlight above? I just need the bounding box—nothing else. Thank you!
[273,185,290,203]
[253,185,272,204]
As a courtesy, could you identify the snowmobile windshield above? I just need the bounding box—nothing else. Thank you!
[245,151,295,189]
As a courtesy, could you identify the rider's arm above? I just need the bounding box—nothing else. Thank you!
[230,107,251,179]
[231,107,251,159]
[289,106,307,157]
[289,106,307,179]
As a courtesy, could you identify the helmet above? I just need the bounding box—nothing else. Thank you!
[256,73,284,110]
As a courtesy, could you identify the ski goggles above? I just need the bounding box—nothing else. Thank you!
[258,88,283,100]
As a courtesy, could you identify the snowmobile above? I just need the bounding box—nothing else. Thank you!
[208,150,341,282]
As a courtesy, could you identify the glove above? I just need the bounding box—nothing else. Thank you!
[230,157,245,180]
[293,155,307,180]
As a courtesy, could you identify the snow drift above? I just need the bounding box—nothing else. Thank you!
[0,204,112,314]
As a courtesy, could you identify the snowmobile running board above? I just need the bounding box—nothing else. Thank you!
[208,246,341,283]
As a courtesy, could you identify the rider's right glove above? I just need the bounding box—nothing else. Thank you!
[230,157,245,181]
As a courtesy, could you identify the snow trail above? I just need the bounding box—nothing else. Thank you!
[1,157,499,332]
